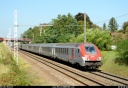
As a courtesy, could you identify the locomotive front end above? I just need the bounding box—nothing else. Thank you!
[80,43,102,69]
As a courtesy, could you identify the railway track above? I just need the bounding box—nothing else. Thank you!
[89,71,128,86]
[19,50,128,86]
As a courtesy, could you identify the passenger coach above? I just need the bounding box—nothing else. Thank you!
[19,43,102,69]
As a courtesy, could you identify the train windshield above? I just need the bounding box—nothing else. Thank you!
[85,46,97,54]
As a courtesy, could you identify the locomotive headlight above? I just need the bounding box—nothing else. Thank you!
[98,57,101,61]
[84,56,89,61]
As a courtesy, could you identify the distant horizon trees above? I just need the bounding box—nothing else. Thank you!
[103,23,107,30]
[108,17,118,32]
[122,21,128,34]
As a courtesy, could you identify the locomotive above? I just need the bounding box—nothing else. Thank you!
[19,43,102,69]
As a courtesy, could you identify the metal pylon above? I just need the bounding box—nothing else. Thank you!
[14,10,18,65]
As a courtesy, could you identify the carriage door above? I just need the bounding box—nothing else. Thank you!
[75,48,80,60]
[72,48,74,59]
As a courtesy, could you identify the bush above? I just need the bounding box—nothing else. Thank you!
[115,39,128,65]
[74,28,111,50]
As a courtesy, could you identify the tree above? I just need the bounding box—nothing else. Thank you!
[108,17,118,32]
[75,13,93,29]
[103,23,107,30]
[122,21,128,34]
[49,13,78,43]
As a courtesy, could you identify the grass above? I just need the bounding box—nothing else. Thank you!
[1,42,127,85]
[0,43,48,86]
[100,51,128,78]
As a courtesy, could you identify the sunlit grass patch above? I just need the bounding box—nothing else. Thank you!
[100,51,128,78]
[0,64,9,76]
[0,42,47,86]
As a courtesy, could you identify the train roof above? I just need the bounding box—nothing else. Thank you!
[22,42,94,48]
[55,43,81,47]
[28,43,81,47]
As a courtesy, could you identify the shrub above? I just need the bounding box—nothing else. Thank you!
[115,39,128,65]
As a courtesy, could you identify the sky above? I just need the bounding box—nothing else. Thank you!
[0,0,128,38]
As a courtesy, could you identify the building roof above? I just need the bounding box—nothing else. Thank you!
[5,38,31,42]
[0,37,4,41]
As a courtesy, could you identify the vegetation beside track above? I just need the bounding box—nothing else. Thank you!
[100,51,128,78]
[0,43,46,86]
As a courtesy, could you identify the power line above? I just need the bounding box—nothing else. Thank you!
[96,13,128,24]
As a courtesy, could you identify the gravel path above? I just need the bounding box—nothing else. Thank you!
[19,51,85,86]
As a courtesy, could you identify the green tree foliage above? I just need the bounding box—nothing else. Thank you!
[74,28,111,50]
[103,23,107,30]
[108,17,118,32]
[48,13,78,43]
[115,39,128,65]
[126,26,128,34]
[75,13,93,29]
[91,24,101,29]
[22,13,112,51]
[111,33,123,45]
[122,21,128,34]
[22,13,79,43]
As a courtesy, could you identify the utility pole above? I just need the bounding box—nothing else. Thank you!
[32,34,34,42]
[24,35,28,43]
[39,26,42,36]
[84,13,86,42]
[39,24,53,36]
[39,24,53,43]
[14,10,18,65]
[66,13,86,43]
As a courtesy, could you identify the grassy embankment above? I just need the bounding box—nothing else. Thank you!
[0,43,47,86]
[100,51,128,78]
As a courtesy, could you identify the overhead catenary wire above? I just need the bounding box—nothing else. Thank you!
[96,13,128,24]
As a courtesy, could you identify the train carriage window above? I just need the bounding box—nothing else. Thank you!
[56,48,57,53]
[59,48,61,54]
[65,48,67,54]
[63,48,65,54]
[64,48,65,54]
[65,48,66,55]
[67,48,68,55]
[63,48,64,54]
[85,46,97,53]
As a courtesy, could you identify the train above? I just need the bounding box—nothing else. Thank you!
[19,42,102,69]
